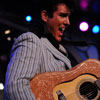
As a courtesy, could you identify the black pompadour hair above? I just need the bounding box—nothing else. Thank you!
[30,0,74,37]
[36,0,74,18]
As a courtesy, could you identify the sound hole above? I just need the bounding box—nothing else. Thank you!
[79,81,98,99]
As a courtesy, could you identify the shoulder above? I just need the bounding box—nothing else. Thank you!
[17,32,40,41]
[14,32,40,44]
[10,32,41,51]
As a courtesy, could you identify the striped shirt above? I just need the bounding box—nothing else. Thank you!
[4,32,71,100]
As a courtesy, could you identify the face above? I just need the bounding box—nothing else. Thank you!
[45,4,71,42]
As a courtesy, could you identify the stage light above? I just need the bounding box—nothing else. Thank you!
[5,30,11,34]
[7,37,11,41]
[92,25,100,34]
[25,15,32,22]
[80,0,89,11]
[79,22,89,32]
[0,83,4,90]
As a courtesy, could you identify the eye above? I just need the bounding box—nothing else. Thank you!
[59,13,68,17]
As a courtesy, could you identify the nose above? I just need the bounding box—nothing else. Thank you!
[64,17,70,26]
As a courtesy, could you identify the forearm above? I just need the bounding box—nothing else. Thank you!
[5,79,35,100]
[5,78,35,100]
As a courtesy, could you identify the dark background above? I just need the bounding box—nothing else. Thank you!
[0,0,100,82]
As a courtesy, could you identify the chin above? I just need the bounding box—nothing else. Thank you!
[57,38,62,42]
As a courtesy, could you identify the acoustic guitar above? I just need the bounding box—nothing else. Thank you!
[30,59,100,100]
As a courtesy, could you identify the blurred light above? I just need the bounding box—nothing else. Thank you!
[92,0,99,13]
[0,55,7,62]
[0,83,4,90]
[92,25,100,34]
[7,37,11,41]
[5,30,11,34]
[25,15,32,22]
[79,22,89,32]
[80,0,89,11]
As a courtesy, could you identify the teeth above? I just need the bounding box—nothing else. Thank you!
[59,28,65,31]
[62,28,65,31]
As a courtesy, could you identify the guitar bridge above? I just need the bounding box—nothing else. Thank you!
[56,90,67,100]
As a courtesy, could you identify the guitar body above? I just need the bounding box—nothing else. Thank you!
[53,74,100,100]
[30,59,100,100]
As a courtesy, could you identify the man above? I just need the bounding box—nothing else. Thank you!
[4,0,73,99]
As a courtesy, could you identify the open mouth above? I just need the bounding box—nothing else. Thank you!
[58,28,66,38]
[59,28,65,33]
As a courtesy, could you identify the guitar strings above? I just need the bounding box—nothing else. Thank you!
[80,84,96,92]
[79,83,97,93]
[64,83,98,99]
[65,87,97,99]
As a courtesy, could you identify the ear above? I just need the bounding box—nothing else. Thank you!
[41,10,48,22]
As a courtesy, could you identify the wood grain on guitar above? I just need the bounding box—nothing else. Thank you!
[30,59,100,100]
